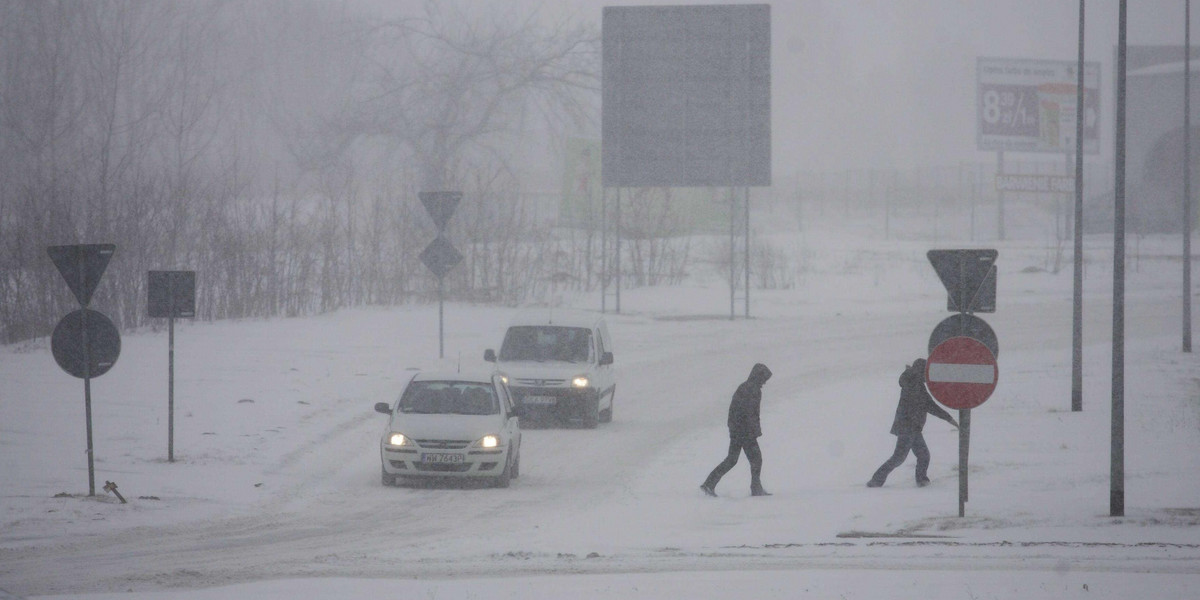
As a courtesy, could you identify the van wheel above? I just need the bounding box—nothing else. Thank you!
[599,387,614,423]
[581,394,600,429]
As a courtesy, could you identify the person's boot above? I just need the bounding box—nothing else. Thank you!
[700,474,719,497]
[750,482,771,497]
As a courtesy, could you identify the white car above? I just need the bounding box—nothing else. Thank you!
[484,310,615,428]
[374,370,522,488]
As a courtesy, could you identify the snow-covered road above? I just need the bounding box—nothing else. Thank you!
[2,237,1198,598]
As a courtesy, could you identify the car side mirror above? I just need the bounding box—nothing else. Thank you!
[600,351,614,366]
[484,349,497,362]
[374,402,392,415]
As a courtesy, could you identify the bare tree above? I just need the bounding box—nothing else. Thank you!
[0,1,607,344]
[348,2,598,189]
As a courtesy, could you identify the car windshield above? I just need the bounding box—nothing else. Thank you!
[498,326,592,363]
[398,382,498,415]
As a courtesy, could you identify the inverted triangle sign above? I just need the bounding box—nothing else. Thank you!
[927,249,997,313]
[419,191,462,232]
[48,244,116,307]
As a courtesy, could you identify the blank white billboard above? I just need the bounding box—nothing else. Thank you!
[602,4,771,187]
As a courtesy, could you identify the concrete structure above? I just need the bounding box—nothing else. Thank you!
[1087,45,1200,233]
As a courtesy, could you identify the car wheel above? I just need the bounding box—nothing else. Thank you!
[580,393,600,429]
[493,455,512,488]
[381,464,396,487]
[599,387,614,423]
[511,451,521,479]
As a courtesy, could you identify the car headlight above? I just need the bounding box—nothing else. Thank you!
[498,374,509,385]
[572,375,589,388]
[475,434,501,449]
[386,432,414,447]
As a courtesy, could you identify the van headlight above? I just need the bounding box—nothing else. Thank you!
[572,376,589,388]
[386,432,414,447]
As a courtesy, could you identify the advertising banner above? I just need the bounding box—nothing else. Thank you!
[977,57,1100,154]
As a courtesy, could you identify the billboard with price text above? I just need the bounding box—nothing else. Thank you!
[977,57,1100,154]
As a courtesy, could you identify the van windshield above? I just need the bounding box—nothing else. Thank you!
[498,326,593,363]
[399,382,498,415]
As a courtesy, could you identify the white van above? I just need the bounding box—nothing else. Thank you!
[484,310,615,428]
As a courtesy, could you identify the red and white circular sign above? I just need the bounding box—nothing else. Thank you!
[925,336,998,410]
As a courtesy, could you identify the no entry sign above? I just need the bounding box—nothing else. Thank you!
[926,336,998,410]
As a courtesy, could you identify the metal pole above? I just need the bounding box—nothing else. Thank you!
[616,188,622,313]
[971,163,978,242]
[886,171,894,241]
[78,251,96,496]
[1112,0,1127,518]
[729,187,736,320]
[1073,0,1087,411]
[998,151,1006,241]
[438,277,445,359]
[958,408,970,517]
[168,316,175,462]
[601,187,608,314]
[1185,0,1194,354]
[795,169,805,232]
[744,187,751,319]
[83,317,95,496]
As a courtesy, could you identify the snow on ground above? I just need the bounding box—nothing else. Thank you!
[1,230,1198,599]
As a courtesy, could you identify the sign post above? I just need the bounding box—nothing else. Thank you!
[927,336,999,517]
[419,192,463,358]
[47,244,118,496]
[148,270,197,462]
[977,56,1100,243]
[927,248,1000,517]
[603,5,771,318]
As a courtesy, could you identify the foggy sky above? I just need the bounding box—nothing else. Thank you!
[524,0,1192,176]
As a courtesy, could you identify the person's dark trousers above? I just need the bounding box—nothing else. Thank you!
[869,433,930,485]
[703,437,763,490]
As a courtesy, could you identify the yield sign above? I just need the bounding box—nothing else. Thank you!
[928,249,997,313]
[926,336,998,410]
[419,191,462,232]
[48,244,116,307]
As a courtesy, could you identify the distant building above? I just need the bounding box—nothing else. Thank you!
[1086,45,1200,233]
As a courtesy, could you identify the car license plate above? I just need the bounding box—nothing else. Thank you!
[420,453,464,464]
[523,396,557,405]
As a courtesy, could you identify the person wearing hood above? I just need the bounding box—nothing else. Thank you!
[867,358,958,488]
[701,363,773,497]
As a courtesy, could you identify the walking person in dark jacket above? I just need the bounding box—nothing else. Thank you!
[701,363,773,497]
[867,358,958,488]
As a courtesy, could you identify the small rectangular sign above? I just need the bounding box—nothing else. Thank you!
[995,174,1075,193]
[148,271,196,318]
